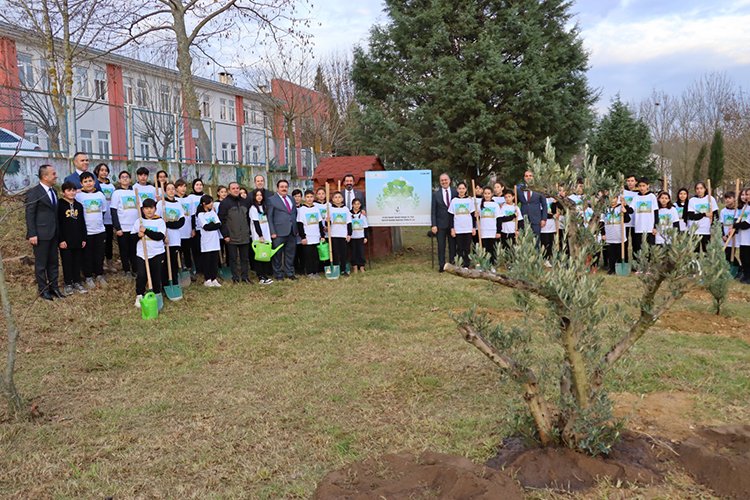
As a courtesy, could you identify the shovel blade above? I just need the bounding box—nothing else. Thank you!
[164,284,183,301]
[219,266,233,280]
[615,262,631,276]
[179,270,192,288]
[324,265,340,279]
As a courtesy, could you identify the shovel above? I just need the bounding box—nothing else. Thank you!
[218,245,233,280]
[615,192,631,276]
[135,193,158,319]
[176,252,192,289]
[324,182,340,279]
[160,182,183,301]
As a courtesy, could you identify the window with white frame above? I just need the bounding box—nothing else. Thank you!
[228,102,236,122]
[98,131,110,156]
[94,70,107,101]
[75,67,90,97]
[221,142,228,163]
[79,129,93,152]
[17,53,33,88]
[230,143,237,163]
[252,105,262,125]
[219,98,228,120]
[243,105,250,124]
[123,77,134,105]
[201,95,210,117]
[140,134,150,159]
[160,84,170,110]
[136,79,147,107]
[24,121,39,146]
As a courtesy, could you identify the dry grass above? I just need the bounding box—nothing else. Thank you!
[1,202,748,498]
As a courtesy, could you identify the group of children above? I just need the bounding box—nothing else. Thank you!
[55,166,371,307]
[444,175,750,283]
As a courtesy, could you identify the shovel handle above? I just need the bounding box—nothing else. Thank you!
[135,190,153,292]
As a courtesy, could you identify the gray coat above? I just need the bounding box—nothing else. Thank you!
[267,193,298,237]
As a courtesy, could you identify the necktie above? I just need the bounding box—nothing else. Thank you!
[49,188,57,207]
[526,191,530,202]
[444,189,449,207]
[346,190,351,209]
[283,196,291,213]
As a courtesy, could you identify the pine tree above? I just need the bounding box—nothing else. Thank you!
[351,0,594,180]
[692,143,708,183]
[589,97,656,179]
[707,128,724,186]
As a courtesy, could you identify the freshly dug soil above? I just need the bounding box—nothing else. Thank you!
[677,424,750,499]
[313,450,523,499]
[486,432,668,492]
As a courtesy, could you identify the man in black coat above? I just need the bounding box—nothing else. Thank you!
[25,164,64,300]
[431,173,458,272]
[516,170,548,238]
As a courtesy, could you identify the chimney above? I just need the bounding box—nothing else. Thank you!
[218,72,234,86]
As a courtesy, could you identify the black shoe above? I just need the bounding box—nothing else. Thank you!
[232,277,240,284]
[51,288,67,299]
[287,275,297,281]
[40,291,54,301]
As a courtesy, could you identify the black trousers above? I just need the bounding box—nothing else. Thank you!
[606,243,624,274]
[740,246,750,280]
[83,232,105,278]
[294,243,305,274]
[227,243,250,280]
[254,258,272,280]
[104,224,114,260]
[540,232,555,260]
[180,238,193,270]
[117,231,138,273]
[455,233,472,267]
[697,234,710,253]
[161,246,180,285]
[331,237,349,268]
[136,253,164,296]
[631,232,655,258]
[302,243,319,274]
[480,237,498,264]
[501,233,516,250]
[33,237,59,293]
[436,227,456,270]
[203,250,219,281]
[350,238,366,267]
[60,247,84,286]
[623,227,634,262]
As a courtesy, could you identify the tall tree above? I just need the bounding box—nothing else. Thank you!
[351,0,594,180]
[707,128,724,186]
[589,97,656,180]
[692,143,707,184]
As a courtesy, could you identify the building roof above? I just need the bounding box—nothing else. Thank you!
[313,156,384,184]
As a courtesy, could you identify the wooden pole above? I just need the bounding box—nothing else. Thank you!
[620,189,626,262]
[160,182,174,285]
[514,184,519,233]
[326,182,333,266]
[471,179,482,241]
[135,190,153,293]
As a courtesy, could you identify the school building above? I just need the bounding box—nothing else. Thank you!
[0,22,324,193]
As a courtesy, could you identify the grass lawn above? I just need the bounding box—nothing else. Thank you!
[1,218,749,498]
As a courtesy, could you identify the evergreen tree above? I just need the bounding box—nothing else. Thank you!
[589,97,656,180]
[707,128,724,186]
[351,0,595,180]
[692,143,708,184]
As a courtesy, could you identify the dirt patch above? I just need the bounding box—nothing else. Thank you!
[612,391,695,440]
[313,450,523,499]
[486,432,668,492]
[677,424,750,499]
[658,309,748,341]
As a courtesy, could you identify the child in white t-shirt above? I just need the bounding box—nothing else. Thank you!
[76,171,107,288]
[350,198,369,272]
[448,182,476,267]
[477,187,501,264]
[600,195,633,274]
[655,191,680,246]
[297,190,326,276]
[196,194,222,287]
[132,198,166,307]
[249,188,273,284]
[632,178,658,257]
[686,181,719,252]
[497,190,522,250]
[329,191,352,276]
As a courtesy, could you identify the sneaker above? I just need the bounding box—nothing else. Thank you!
[211,279,222,288]
[134,295,142,308]
[260,278,273,285]
[74,282,88,294]
[63,284,74,295]
[544,260,552,268]
[96,275,107,286]
[85,277,96,290]
[204,280,212,287]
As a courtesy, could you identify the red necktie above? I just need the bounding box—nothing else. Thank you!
[444,189,449,207]
[283,196,291,213]
[526,191,530,202]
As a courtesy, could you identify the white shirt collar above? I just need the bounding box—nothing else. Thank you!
[76,169,84,176]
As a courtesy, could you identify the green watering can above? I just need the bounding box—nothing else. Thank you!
[317,241,330,261]
[140,291,158,320]
[252,240,284,262]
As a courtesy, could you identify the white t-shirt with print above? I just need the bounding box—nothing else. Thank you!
[499,204,521,235]
[298,205,323,244]
[351,212,369,239]
[622,189,637,227]
[477,201,500,237]
[99,182,115,225]
[196,210,221,252]
[132,217,166,259]
[601,206,627,244]
[157,199,185,248]
[249,205,271,241]
[329,205,352,239]
[177,196,193,240]
[133,184,157,204]
[633,193,658,234]
[448,197,475,234]
[75,191,106,235]
[687,196,719,235]
[111,188,138,232]
[655,207,680,245]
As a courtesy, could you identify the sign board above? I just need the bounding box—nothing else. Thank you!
[365,170,432,226]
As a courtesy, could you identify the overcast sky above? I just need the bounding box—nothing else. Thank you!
[305,0,750,112]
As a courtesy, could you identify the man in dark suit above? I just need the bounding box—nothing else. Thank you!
[342,173,366,210]
[267,179,298,280]
[431,173,458,272]
[25,164,64,300]
[62,152,92,190]
[516,170,548,237]
[254,174,274,200]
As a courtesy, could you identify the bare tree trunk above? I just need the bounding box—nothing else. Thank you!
[0,245,24,417]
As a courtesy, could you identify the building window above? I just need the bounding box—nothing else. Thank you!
[94,70,107,101]
[201,95,210,118]
[140,134,150,159]
[74,67,89,97]
[98,131,110,156]
[160,84,170,110]
[24,121,39,146]
[252,145,259,164]
[136,79,147,107]
[243,105,250,124]
[228,102,235,122]
[17,53,34,88]
[230,143,237,163]
[219,98,228,120]
[221,142,228,163]
[79,129,93,152]
[123,77,134,105]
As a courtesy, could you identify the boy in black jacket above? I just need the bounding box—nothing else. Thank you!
[58,181,87,295]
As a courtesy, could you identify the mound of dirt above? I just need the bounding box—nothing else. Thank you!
[313,450,523,499]
[486,432,667,492]
[677,424,750,499]
[658,309,748,340]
